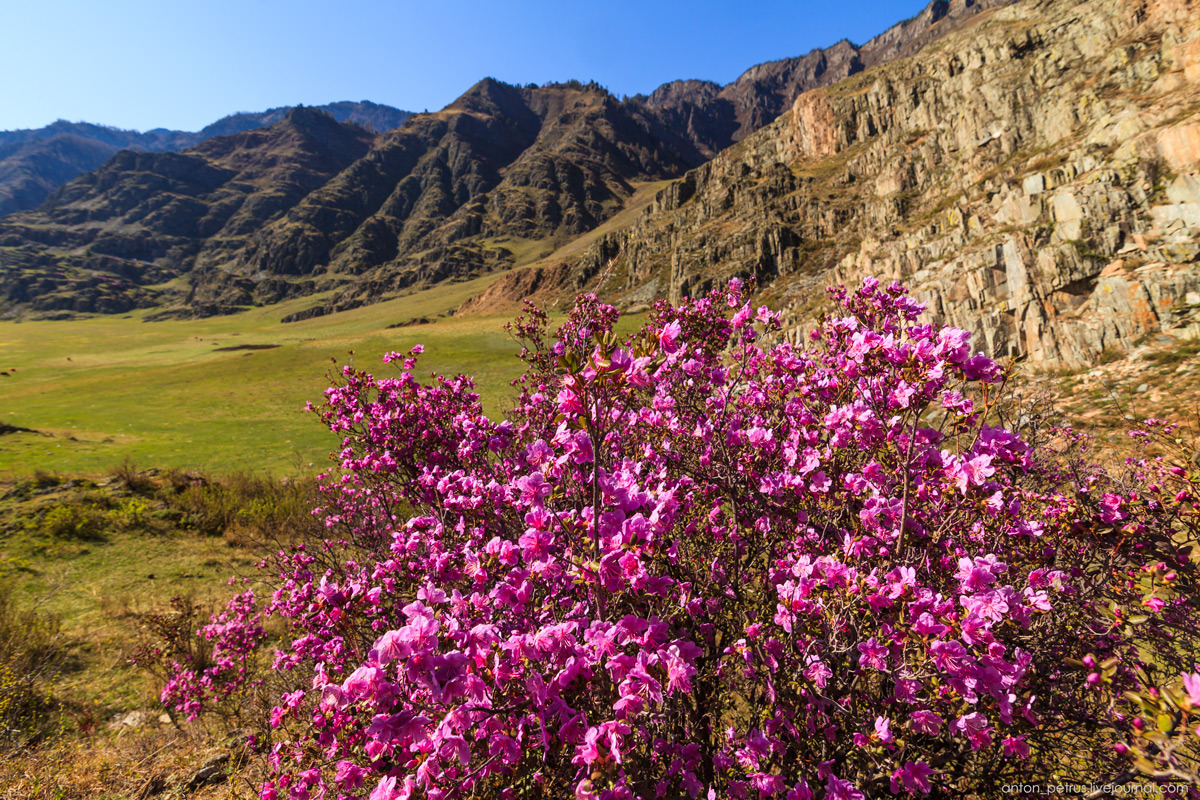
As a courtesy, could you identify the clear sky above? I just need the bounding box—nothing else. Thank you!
[0,0,928,133]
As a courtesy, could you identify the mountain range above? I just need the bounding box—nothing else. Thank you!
[0,101,411,217]
[0,0,1008,318]
[2,0,1198,368]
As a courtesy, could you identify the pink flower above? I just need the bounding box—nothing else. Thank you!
[912,613,949,637]
[947,454,995,494]
[518,527,554,563]
[952,713,994,751]
[342,666,385,701]
[751,773,785,795]
[489,734,522,764]
[663,645,696,694]
[824,773,865,800]
[897,761,935,794]
[1023,588,1053,611]
[910,710,944,735]
[804,658,833,689]
[1099,493,1128,523]
[1002,736,1030,759]
[556,387,584,414]
[1182,672,1200,707]
[334,760,367,790]
[954,555,1004,592]
[575,726,603,766]
[369,776,397,800]
[874,716,894,744]
[658,320,683,354]
[372,629,413,663]
[858,638,889,671]
[732,304,753,327]
[515,471,552,504]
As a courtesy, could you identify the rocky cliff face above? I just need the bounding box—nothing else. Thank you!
[529,0,1200,367]
[642,0,1014,156]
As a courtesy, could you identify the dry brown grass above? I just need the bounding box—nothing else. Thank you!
[0,724,264,799]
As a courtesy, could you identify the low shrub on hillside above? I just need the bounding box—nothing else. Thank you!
[132,593,267,727]
[110,457,156,495]
[159,470,320,543]
[37,501,109,542]
[168,280,1200,799]
[0,585,69,752]
[0,466,318,797]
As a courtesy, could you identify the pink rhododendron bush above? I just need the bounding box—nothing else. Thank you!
[174,279,1200,799]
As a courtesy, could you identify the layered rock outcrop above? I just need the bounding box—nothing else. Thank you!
[537,0,1200,367]
[643,0,1014,155]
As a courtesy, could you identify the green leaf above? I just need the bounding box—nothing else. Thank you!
[1132,756,1156,775]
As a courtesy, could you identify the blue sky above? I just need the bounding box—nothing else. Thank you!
[1,0,927,133]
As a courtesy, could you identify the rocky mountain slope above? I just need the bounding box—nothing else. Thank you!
[490,0,1200,368]
[0,102,410,217]
[0,83,704,316]
[642,0,1014,158]
[235,79,708,318]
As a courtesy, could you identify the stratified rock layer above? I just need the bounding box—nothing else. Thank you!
[538,0,1200,367]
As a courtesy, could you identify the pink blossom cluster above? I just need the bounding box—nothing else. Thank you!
[159,589,266,721]
[183,278,1200,798]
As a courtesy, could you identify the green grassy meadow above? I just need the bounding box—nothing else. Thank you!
[0,276,530,476]
[0,274,652,477]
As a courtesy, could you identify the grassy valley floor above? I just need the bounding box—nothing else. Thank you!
[0,276,528,476]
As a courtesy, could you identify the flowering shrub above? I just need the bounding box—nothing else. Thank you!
[1072,419,1200,794]
[135,590,266,722]
[182,279,1200,798]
